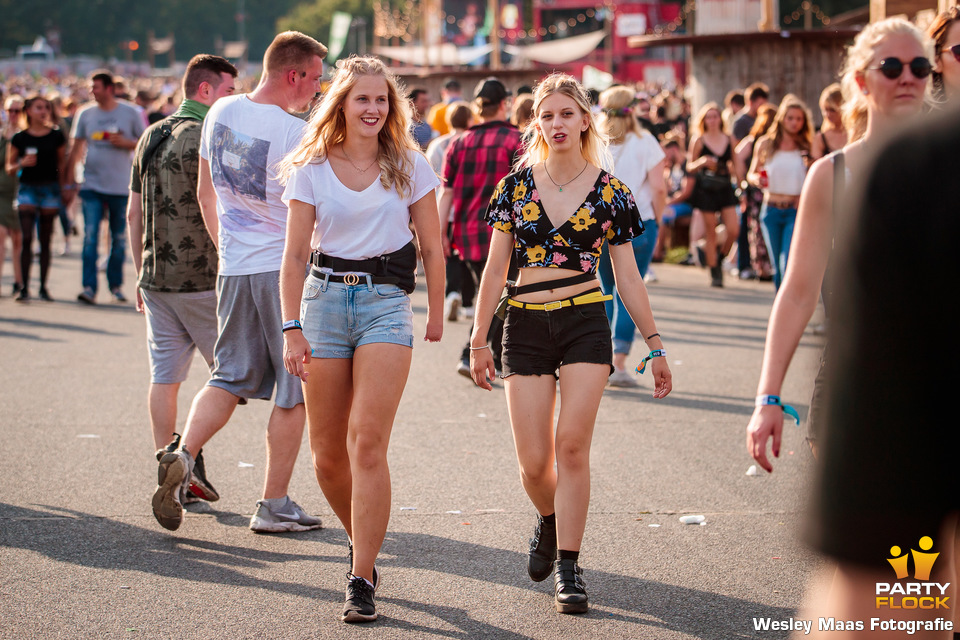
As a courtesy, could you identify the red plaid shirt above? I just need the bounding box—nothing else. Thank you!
[441,120,522,262]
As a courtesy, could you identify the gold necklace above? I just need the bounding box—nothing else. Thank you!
[341,145,379,173]
[543,161,588,192]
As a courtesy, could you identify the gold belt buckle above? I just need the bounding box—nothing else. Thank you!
[543,300,563,311]
[343,273,361,286]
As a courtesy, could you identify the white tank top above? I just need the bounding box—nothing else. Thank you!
[765,149,806,196]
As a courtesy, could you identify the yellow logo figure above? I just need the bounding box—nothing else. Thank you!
[887,546,910,580]
[912,536,939,581]
[886,536,940,580]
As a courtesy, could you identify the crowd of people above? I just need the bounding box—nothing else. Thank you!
[3,8,959,633]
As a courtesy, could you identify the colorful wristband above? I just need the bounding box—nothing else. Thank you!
[635,349,666,374]
[282,319,302,333]
[755,395,801,425]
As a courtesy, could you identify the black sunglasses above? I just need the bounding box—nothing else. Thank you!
[868,57,932,80]
[943,44,960,63]
[6,108,22,113]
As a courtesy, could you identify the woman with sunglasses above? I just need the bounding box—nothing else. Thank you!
[1,97,25,298]
[746,95,814,291]
[747,17,932,471]
[929,7,960,101]
[5,95,67,302]
[810,84,847,160]
[686,102,740,287]
[278,56,444,623]
[471,73,672,615]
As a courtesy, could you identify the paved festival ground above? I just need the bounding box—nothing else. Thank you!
[0,252,824,639]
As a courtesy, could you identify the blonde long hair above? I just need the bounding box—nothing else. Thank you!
[597,85,642,145]
[767,94,813,153]
[840,17,934,142]
[516,73,610,171]
[279,56,420,197]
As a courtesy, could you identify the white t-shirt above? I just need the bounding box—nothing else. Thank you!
[609,131,665,221]
[199,94,307,276]
[282,150,439,260]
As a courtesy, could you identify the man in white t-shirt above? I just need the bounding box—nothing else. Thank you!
[152,31,328,534]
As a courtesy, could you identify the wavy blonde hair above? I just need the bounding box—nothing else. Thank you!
[840,17,934,142]
[767,94,813,154]
[278,56,419,197]
[597,85,642,145]
[693,102,725,136]
[516,73,610,171]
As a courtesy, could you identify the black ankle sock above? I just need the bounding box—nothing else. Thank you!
[557,549,579,562]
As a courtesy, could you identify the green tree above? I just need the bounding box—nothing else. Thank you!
[276,0,375,58]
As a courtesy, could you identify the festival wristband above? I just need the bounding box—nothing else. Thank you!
[282,319,302,333]
[755,395,801,425]
[635,349,666,374]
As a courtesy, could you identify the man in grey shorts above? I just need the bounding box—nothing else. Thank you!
[128,54,239,504]
[151,32,327,534]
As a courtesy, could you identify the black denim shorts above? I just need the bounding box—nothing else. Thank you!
[501,299,613,379]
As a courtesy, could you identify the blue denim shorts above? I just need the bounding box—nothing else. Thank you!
[17,182,61,209]
[301,272,414,358]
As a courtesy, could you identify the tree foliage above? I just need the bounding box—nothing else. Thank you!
[276,0,375,59]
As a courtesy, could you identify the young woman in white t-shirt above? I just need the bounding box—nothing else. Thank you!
[595,86,667,387]
[278,56,444,624]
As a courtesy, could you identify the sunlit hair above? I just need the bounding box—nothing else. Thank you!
[21,95,54,129]
[748,103,778,139]
[446,101,473,131]
[693,102,725,136]
[263,31,327,76]
[516,73,610,171]
[840,17,934,141]
[819,83,843,111]
[928,6,960,100]
[510,93,534,128]
[278,56,420,197]
[597,85,641,145]
[766,94,813,154]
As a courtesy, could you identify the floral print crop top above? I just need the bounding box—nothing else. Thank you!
[485,167,643,274]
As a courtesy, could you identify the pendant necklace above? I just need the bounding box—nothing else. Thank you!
[543,161,588,192]
[342,145,379,173]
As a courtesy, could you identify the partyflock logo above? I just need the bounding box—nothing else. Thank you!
[876,536,950,609]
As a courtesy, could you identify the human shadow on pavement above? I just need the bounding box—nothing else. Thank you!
[0,315,124,341]
[375,531,795,639]
[0,504,554,639]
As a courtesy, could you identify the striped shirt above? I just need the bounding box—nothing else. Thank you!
[441,120,522,262]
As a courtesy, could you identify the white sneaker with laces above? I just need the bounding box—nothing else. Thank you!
[249,496,323,533]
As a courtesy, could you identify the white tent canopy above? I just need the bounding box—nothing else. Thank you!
[372,43,493,66]
[504,30,607,65]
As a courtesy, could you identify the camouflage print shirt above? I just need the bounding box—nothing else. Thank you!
[130,117,218,292]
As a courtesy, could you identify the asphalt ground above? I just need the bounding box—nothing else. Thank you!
[0,250,824,639]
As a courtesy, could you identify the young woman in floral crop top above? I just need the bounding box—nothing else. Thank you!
[470,73,672,615]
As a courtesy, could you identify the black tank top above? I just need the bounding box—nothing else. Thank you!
[696,138,732,177]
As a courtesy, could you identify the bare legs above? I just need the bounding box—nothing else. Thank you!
[504,363,607,551]
[305,343,412,583]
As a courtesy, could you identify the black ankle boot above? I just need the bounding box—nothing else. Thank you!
[710,265,724,287]
[527,514,556,582]
[554,558,588,613]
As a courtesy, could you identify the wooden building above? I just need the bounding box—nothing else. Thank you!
[628,0,953,119]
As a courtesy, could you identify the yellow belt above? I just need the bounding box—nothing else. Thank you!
[506,289,612,311]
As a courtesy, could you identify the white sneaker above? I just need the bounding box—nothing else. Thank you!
[643,268,658,284]
[461,306,475,319]
[444,292,461,321]
[607,369,639,388]
[250,496,322,533]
